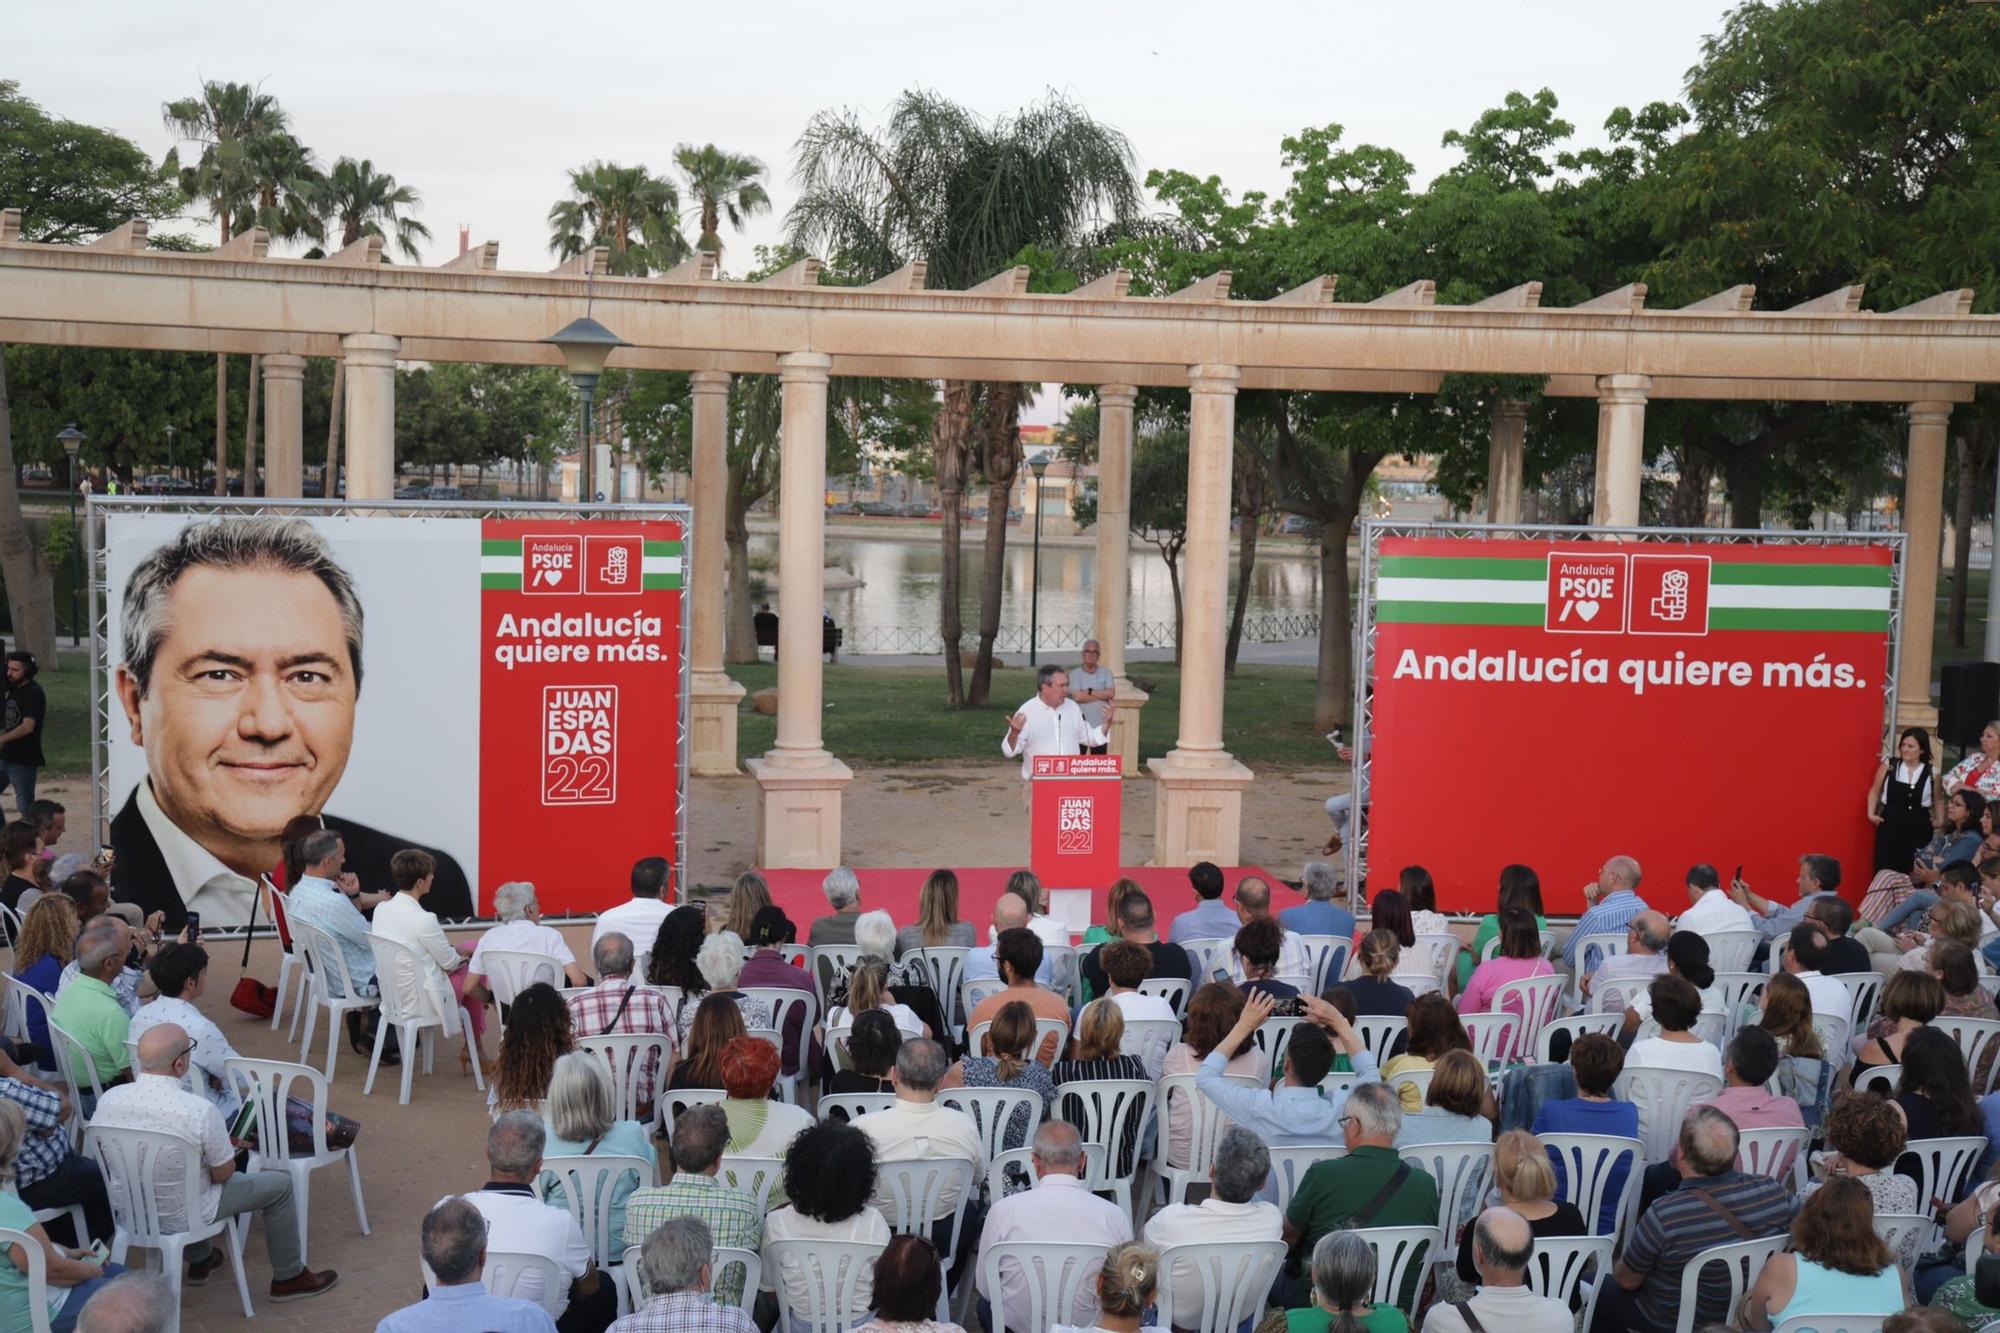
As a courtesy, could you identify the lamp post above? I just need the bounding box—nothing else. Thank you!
[56,425,84,643]
[163,423,176,486]
[1028,454,1049,667]
[541,316,629,504]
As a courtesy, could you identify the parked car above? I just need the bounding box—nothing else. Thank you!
[424,485,464,500]
[393,485,428,499]
[857,501,899,517]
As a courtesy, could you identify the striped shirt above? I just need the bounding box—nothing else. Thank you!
[1623,1170,1798,1329]
[623,1174,763,1307]
[1563,890,1647,968]
[1053,1055,1151,1176]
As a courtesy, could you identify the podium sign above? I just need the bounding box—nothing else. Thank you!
[1030,755,1123,887]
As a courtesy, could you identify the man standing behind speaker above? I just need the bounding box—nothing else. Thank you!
[1944,721,2000,801]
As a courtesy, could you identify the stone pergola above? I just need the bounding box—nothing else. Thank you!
[1,212,1994,867]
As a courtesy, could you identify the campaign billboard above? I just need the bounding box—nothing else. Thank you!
[89,501,688,928]
[1354,527,1902,915]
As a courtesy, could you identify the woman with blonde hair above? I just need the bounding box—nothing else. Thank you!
[12,893,75,1055]
[826,959,926,1039]
[0,1099,121,1331]
[1053,999,1150,1174]
[538,1050,656,1254]
[895,870,975,955]
[1452,1130,1584,1282]
[722,871,772,941]
[1052,1241,1158,1333]
[1395,1049,1495,1149]
[941,999,1055,1151]
[1330,928,1416,1018]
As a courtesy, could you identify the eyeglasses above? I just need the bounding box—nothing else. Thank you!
[175,1039,198,1063]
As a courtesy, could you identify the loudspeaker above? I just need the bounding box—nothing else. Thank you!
[1939,661,2000,750]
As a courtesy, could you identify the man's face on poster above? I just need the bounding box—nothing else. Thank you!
[115,564,357,851]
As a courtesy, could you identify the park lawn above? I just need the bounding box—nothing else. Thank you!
[30,665,93,779]
[725,660,1338,770]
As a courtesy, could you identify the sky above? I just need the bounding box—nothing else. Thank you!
[11,1,1740,422]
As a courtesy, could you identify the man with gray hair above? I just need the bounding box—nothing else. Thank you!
[610,1217,756,1333]
[623,1104,762,1307]
[1421,1208,1572,1333]
[808,866,864,947]
[375,1196,556,1332]
[74,1272,176,1332]
[1281,860,1356,941]
[1596,1106,1796,1333]
[1580,909,1672,1013]
[107,516,469,929]
[470,881,585,990]
[457,1111,610,1333]
[1286,1082,1441,1307]
[975,1120,1132,1331]
[49,917,136,1090]
[566,932,672,1110]
[1144,1126,1282,1317]
[852,1038,986,1279]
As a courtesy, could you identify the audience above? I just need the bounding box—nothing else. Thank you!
[1286,1083,1440,1307]
[977,1122,1131,1331]
[1282,861,1358,943]
[1850,968,1946,1087]
[611,1217,754,1333]
[1741,1176,1903,1330]
[858,1235,964,1333]
[1624,974,1724,1079]
[1453,1132,1583,1287]
[1079,889,1193,997]
[588,856,673,949]
[763,1121,889,1328]
[1562,855,1647,970]
[1530,1034,1637,1233]
[831,1009,904,1095]
[285,830,381,1013]
[12,892,77,1050]
[1457,908,1554,1015]
[1233,917,1301,1002]
[941,1000,1056,1149]
[1678,861,1756,934]
[686,932,773,1043]
[1005,870,1070,951]
[1580,910,1670,1013]
[718,1035,814,1158]
[965,929,1069,1065]
[538,1052,655,1255]
[1395,1049,1495,1149]
[491,982,575,1113]
[1144,1126,1282,1318]
[371,848,486,1068]
[71,1272,174,1333]
[1229,878,1310,981]
[624,1104,762,1308]
[644,905,708,1003]
[1422,1207,1573,1333]
[1805,891,1872,974]
[1621,930,1719,1037]
[1781,922,1855,1018]
[0,1054,109,1245]
[1756,972,1833,1127]
[1637,1025,1799,1210]
[1898,1026,1985,1140]
[964,894,1057,987]
[828,959,926,1039]
[1096,941,1178,1077]
[896,869,977,958]
[1735,853,1844,943]
[470,881,586,991]
[127,944,242,1118]
[48,918,135,1093]
[1197,991,1374,1144]
[668,993,744,1092]
[808,867,865,947]
[0,1100,121,1332]
[376,1195,557,1332]
[1291,1230,1404,1333]
[854,1039,987,1248]
[565,933,673,1114]
[1331,930,1418,1017]
[1167,861,1238,945]
[1160,983,1260,1169]
[459,1111,609,1333]
[720,870,774,941]
[1056,1241,1156,1333]
[1457,864,1547,993]
[1383,994,1472,1113]
[1933,1194,2000,1328]
[740,905,817,1075]
[1364,889,1415,950]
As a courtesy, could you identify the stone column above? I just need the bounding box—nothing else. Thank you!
[341,334,399,500]
[747,352,852,866]
[1149,365,1254,866]
[1900,402,1952,729]
[1485,400,1527,525]
[1592,374,1650,527]
[261,353,306,499]
[688,371,745,775]
[1092,384,1148,772]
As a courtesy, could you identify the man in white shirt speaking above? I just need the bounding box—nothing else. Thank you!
[1002,665,1116,807]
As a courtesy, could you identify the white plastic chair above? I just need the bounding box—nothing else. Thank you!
[1121,1018,1183,1075]
[1354,1224,1441,1315]
[1148,1070,1259,1207]
[479,948,564,1032]
[1614,1065,1723,1164]
[658,1088,726,1143]
[1460,1010,1523,1070]
[991,1143,1109,1201]
[1298,935,1350,995]
[1970,1225,1987,1274]
[1045,944,1083,1007]
[1532,1012,1621,1064]
[1353,1016,1408,1067]
[1392,971,1441,998]
[290,919,380,1080]
[1934,1015,2000,1094]
[1388,1067,1433,1107]
[1539,1133,1646,1241]
[1705,929,1759,974]
[765,1237,883,1333]
[741,986,818,1102]
[1525,1233,1613,1330]
[818,1091,897,1122]
[1266,1143,1342,1215]
[224,1056,368,1268]
[259,877,308,1036]
[807,945,863,1013]
[1569,930,1630,998]
[620,1241,761,1313]
[1898,1135,1986,1250]
[365,933,482,1104]
[1852,1063,1900,1095]
[0,973,51,1055]
[1670,1235,1787,1333]
[1490,972,1566,1062]
[1771,1319,1887,1333]
[962,977,1007,1018]
[967,1016,1069,1067]
[0,1224,53,1333]
[540,1152,655,1314]
[1179,938,1232,983]
[44,1018,105,1136]
[1412,932,1461,989]
[1135,976,1191,1017]
[422,1249,566,1317]
[1813,1012,1853,1071]
[903,947,968,1036]
[1248,1015,1305,1077]
[717,1154,785,1214]
[876,1157,976,1315]
[85,1123,255,1319]
[1831,973,1884,1034]
[1399,1140,1493,1239]
[1714,972,1769,1041]
[1874,1212,1932,1278]
[1736,1124,1809,1188]
[977,1240,1108,1333]
[1152,1238,1286,1333]
[937,1085,1048,1166]
[1052,1078,1154,1215]
[575,1032,673,1124]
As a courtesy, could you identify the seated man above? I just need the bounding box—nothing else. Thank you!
[91,1025,337,1301]
[48,918,135,1096]
[55,881,151,1014]
[976,1121,1131,1332]
[70,1272,175,1329]
[853,1039,985,1276]
[1167,861,1240,946]
[589,856,673,951]
[611,1217,756,1333]
[623,1104,761,1309]
[564,933,672,1112]
[1279,861,1356,941]
[128,944,243,1119]
[1635,1029,1801,1214]
[1421,1207,1574,1333]
[1563,856,1648,971]
[1144,1126,1282,1318]
[1197,991,1376,1144]
[459,1111,611,1333]
[0,1066,110,1244]
[1593,1106,1797,1333]
[1098,942,1178,1078]
[1581,911,1670,1014]
[1780,923,1856,1019]
[963,895,1055,987]
[469,881,587,991]
[1732,854,1844,944]
[376,1196,557,1332]
[1227,877,1311,982]
[965,929,1069,1064]
[806,867,865,948]
[1079,889,1192,998]
[1285,1082,1439,1308]
[285,829,382,1054]
[1677,863,1756,936]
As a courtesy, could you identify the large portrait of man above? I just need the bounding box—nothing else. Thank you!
[110,517,471,929]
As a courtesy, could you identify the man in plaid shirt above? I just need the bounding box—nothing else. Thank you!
[623,1105,761,1308]
[609,1216,755,1333]
[0,1071,111,1242]
[565,933,673,1113]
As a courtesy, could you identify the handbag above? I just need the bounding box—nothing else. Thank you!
[229,977,277,1019]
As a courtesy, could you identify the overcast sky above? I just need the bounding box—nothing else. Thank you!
[12,1,1738,421]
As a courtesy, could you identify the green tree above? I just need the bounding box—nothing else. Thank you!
[673,144,770,266]
[235,130,326,498]
[548,162,687,276]
[790,89,1140,705]
[0,81,183,661]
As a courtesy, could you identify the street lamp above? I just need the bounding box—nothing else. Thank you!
[542,315,629,505]
[56,425,84,644]
[163,424,176,485]
[1028,454,1049,667]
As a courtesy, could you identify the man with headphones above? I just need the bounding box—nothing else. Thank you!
[0,650,46,819]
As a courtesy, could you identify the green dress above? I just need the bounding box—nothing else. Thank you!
[1933,1274,2000,1331]
[1286,1303,1409,1333]
[1457,913,1549,990]
[1079,926,1116,1001]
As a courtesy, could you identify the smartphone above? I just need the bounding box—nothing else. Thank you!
[1734,864,1744,883]
[1268,995,1305,1017]
[94,845,114,868]
[1211,967,1231,984]
[87,1240,107,1265]
[185,911,201,943]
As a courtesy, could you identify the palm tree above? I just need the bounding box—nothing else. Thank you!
[314,158,431,490]
[163,80,291,495]
[674,144,770,265]
[789,89,1139,704]
[238,131,325,496]
[547,163,686,276]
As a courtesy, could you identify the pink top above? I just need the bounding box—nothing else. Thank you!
[1160,1043,1261,1168]
[1457,956,1555,1016]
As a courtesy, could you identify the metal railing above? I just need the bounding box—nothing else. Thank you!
[839,612,1321,656]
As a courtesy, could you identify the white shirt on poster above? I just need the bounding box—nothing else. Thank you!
[136,779,258,927]
[1001,697,1110,779]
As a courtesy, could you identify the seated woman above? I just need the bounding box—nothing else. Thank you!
[1233,918,1298,1003]
[1450,1129,1583,1293]
[1932,1200,2000,1331]
[648,905,710,1021]
[720,869,773,941]
[1359,890,1415,952]
[718,1035,814,1160]
[1805,1092,1918,1274]
[1456,866,1546,994]
[1457,908,1554,1017]
[12,894,76,1058]
[1625,975,1723,1079]
[1054,999,1150,1178]
[1862,788,1987,925]
[1400,867,1450,939]
[685,931,773,1046]
[940,999,1056,1152]
[763,1121,890,1333]
[1741,1176,1903,1330]
[0,1101,121,1333]
[1382,994,1471,1113]
[826,959,927,1040]
[668,993,746,1092]
[539,1051,656,1256]
[1531,1034,1637,1235]
[1394,1049,1495,1151]
[371,848,488,1073]
[894,869,979,958]
[1849,970,1946,1090]
[489,982,573,1113]
[1757,972,1832,1130]
[829,1009,902,1096]
[1288,1231,1406,1333]
[1331,930,1418,1018]
[856,1235,964,1333]
[1894,1026,1984,1144]
[1160,984,1260,1170]
[1621,931,1719,1039]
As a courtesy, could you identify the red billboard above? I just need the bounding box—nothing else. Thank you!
[1362,534,1898,914]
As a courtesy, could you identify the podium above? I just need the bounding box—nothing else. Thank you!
[1029,755,1124,890]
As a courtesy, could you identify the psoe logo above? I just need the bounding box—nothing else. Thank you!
[584,536,644,596]
[1056,795,1094,854]
[522,536,584,595]
[1628,554,1712,636]
[1544,553,1628,635]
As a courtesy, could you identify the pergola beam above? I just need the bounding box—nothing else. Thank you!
[1166,271,1231,301]
[1470,282,1543,310]
[1268,275,1338,305]
[549,246,607,277]
[757,257,822,287]
[1367,280,1436,308]
[1893,289,1975,317]
[659,252,718,284]
[862,261,925,291]
[86,221,149,253]
[966,265,1028,295]
[1573,282,1647,313]
[1680,285,1756,313]
[437,240,500,272]
[1789,285,1865,314]
[1070,269,1132,300]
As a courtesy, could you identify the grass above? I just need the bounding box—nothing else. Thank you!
[30,665,93,778]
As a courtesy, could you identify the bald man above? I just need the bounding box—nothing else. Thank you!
[1227,877,1310,983]
[1580,910,1672,1014]
[963,894,1055,986]
[1420,1208,1572,1333]
[89,1024,337,1302]
[1563,854,1648,970]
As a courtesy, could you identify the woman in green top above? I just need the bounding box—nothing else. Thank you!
[1079,878,1146,1001]
[1456,865,1547,994]
[0,1101,121,1333]
[1933,1198,2000,1331]
[1288,1230,1409,1333]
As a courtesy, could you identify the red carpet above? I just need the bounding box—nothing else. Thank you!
[759,865,1283,939]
